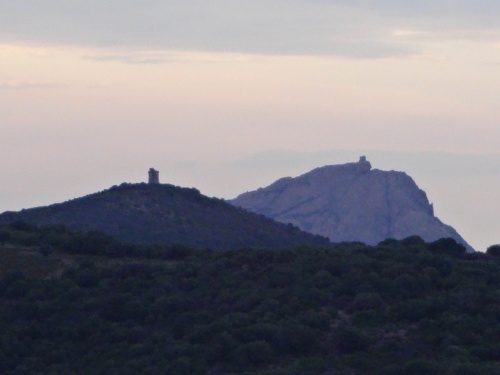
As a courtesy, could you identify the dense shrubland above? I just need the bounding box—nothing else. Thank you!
[0,183,331,250]
[0,223,498,374]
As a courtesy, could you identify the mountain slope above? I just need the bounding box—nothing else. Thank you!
[0,183,330,249]
[230,157,473,252]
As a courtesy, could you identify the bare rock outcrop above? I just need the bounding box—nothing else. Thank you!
[230,157,473,252]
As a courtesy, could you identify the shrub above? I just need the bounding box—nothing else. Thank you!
[332,326,372,353]
[486,244,500,257]
[429,238,466,257]
[235,341,273,367]
[0,230,11,245]
[351,292,384,311]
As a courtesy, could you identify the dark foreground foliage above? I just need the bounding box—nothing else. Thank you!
[0,224,499,374]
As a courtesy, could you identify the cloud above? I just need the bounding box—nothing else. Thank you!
[0,80,65,89]
[1,1,498,58]
[84,49,249,64]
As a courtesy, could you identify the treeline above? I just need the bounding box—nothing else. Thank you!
[0,221,195,260]
[0,223,499,374]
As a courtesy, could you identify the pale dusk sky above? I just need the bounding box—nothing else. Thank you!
[1,1,499,250]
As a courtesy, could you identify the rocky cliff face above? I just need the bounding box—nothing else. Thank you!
[231,157,473,252]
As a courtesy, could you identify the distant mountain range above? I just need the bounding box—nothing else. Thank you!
[0,183,330,250]
[231,157,474,252]
[0,159,473,251]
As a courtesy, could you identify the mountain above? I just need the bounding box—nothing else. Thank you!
[0,183,330,250]
[230,157,474,252]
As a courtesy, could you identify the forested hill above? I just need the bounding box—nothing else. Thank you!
[0,183,330,249]
[0,224,498,374]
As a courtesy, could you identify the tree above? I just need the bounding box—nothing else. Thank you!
[486,245,500,257]
[429,238,466,257]
[39,243,54,257]
[0,230,11,246]
[332,326,372,353]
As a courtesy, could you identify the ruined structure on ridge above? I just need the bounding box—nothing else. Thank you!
[148,168,160,184]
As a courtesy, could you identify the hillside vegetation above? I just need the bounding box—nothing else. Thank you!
[0,183,330,249]
[0,223,498,374]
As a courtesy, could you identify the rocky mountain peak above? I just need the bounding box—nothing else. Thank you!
[230,158,473,252]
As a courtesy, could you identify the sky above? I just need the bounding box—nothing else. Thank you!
[0,1,499,251]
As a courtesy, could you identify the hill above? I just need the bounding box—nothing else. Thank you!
[0,183,330,249]
[231,157,474,252]
[0,227,498,374]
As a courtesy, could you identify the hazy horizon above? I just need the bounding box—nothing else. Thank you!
[1,2,498,251]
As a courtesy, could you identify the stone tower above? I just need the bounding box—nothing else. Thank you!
[148,168,160,184]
